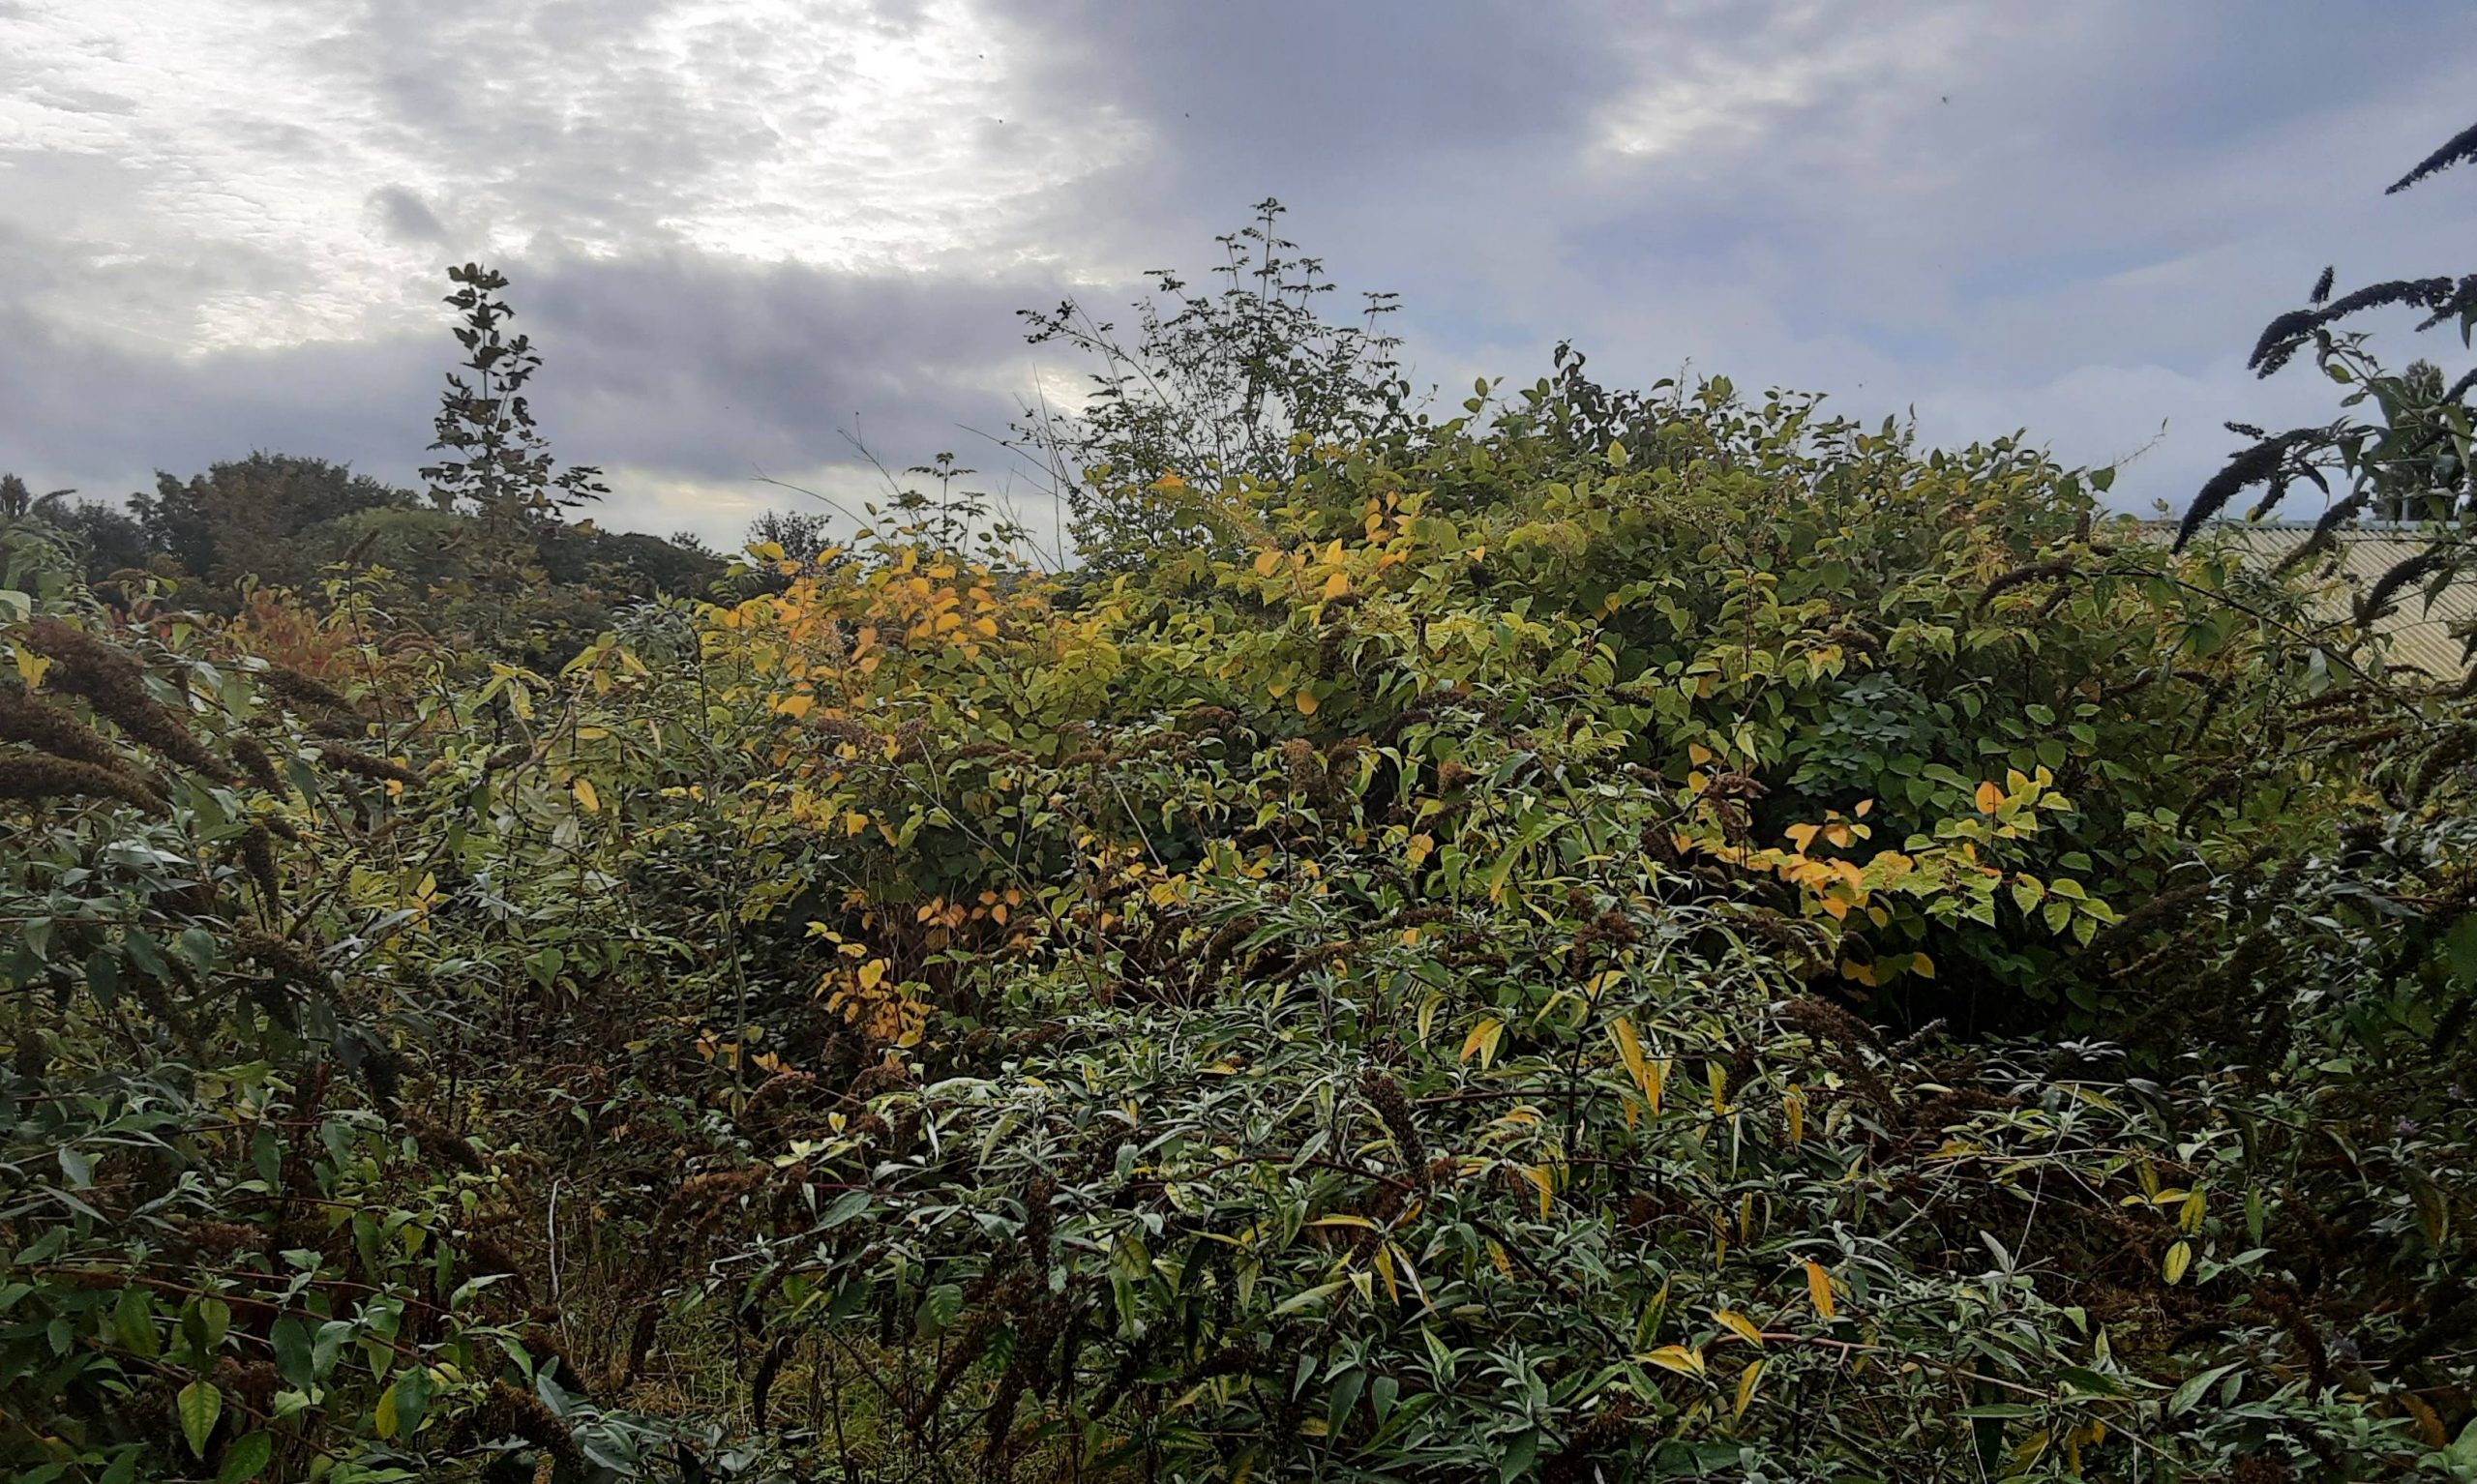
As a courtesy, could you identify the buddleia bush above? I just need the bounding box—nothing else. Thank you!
[2177,115,2477,680]
[0,525,711,1482]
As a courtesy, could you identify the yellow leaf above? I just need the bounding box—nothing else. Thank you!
[1714,1309,1764,1348]
[1405,832,1435,869]
[1322,570,1351,600]
[2010,1431,2052,1473]
[2179,1189,2205,1234]
[12,647,49,689]
[1610,1016,1649,1087]
[1805,1260,1837,1320]
[1254,549,1281,577]
[1974,779,2005,813]
[1783,1085,1806,1146]
[571,777,600,814]
[1687,742,1715,766]
[844,811,872,837]
[1488,1240,1514,1277]
[1296,690,1320,716]
[1910,952,1936,980]
[1460,1017,1505,1069]
[1734,1358,1765,1418]
[858,959,887,990]
[2401,1389,2448,1447]
[1708,1062,1728,1116]
[1523,1164,1555,1219]
[776,692,817,719]
[2162,1240,2192,1285]
[1638,1345,1706,1378]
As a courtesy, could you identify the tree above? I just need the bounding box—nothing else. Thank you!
[412,262,616,660]
[745,507,838,564]
[129,453,407,594]
[418,262,608,531]
[0,473,74,522]
[1013,199,1415,568]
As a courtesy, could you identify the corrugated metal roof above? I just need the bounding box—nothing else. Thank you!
[2154,522,2476,679]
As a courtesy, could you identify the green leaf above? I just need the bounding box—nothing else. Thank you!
[2166,1362,2240,1416]
[216,1432,274,1484]
[179,1378,223,1457]
[312,1319,350,1380]
[2445,914,2477,987]
[83,949,120,1007]
[1273,1279,1351,1316]
[1499,1427,1539,1483]
[821,1188,873,1229]
[915,1283,964,1339]
[113,1288,160,1358]
[1327,1367,1364,1433]
[2056,1366,2130,1398]
[378,1367,433,1438]
[122,929,167,980]
[272,1316,314,1389]
[181,1295,231,1359]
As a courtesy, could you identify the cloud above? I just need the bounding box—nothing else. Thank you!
[3,0,2475,547]
[368,186,448,245]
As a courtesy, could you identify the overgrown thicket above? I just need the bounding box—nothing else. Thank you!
[5,132,2477,1484]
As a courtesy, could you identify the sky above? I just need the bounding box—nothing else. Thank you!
[4,0,2474,550]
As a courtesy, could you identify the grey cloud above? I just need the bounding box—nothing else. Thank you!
[518,252,1058,480]
[0,303,437,499]
[6,0,2476,544]
[369,185,448,243]
[0,246,1077,541]
[996,0,2476,516]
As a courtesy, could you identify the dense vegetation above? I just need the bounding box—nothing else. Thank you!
[3,137,2476,1483]
[3,266,724,669]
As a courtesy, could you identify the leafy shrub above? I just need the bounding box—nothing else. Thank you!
[5,169,2477,1483]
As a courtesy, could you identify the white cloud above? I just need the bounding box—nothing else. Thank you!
[0,0,1141,350]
